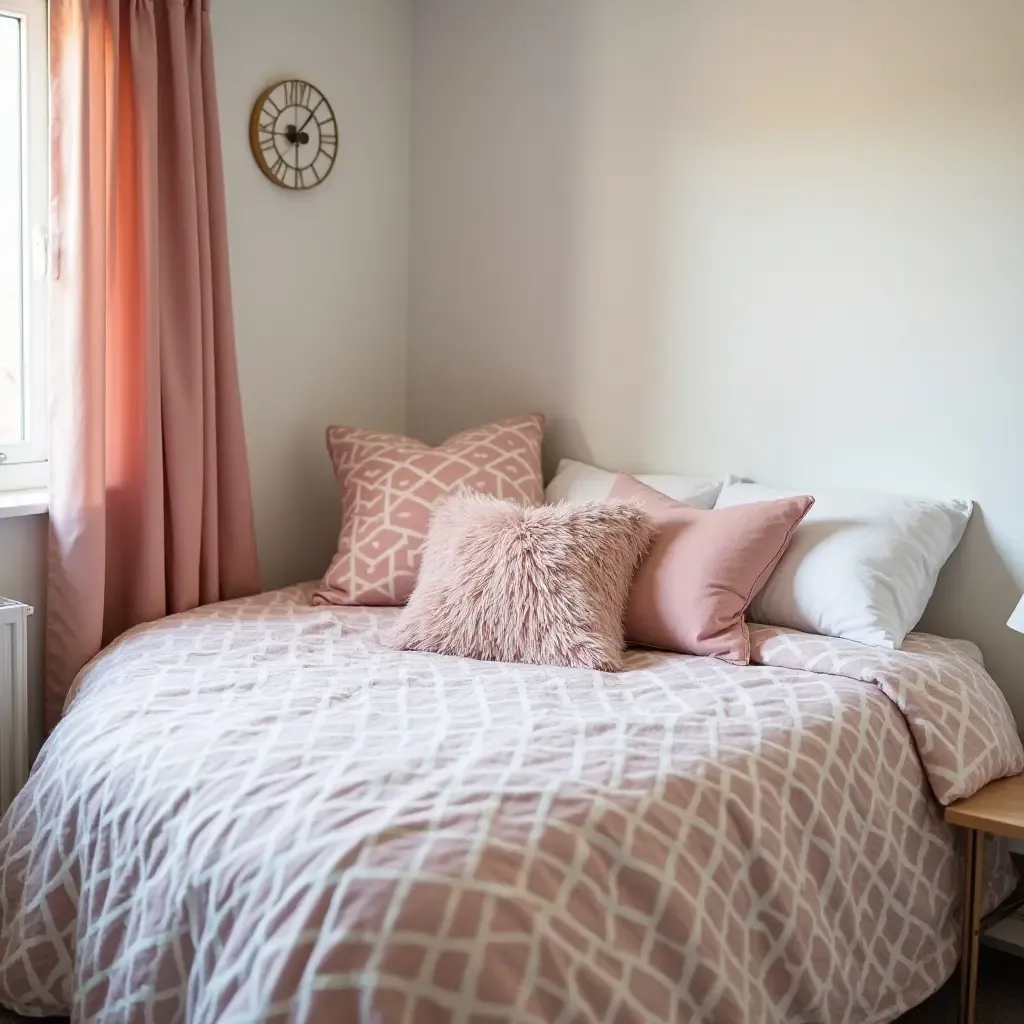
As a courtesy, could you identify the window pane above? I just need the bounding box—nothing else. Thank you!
[0,14,24,444]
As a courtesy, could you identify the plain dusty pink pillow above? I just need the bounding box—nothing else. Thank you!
[610,475,814,664]
[313,415,544,606]
[388,493,655,671]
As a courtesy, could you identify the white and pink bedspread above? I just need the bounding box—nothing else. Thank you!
[0,587,1021,1023]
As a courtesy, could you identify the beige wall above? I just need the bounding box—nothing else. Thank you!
[409,0,1024,725]
[215,0,411,589]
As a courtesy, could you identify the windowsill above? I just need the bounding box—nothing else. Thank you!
[0,489,49,519]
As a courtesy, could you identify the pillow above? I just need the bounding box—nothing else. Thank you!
[714,481,973,648]
[545,458,722,510]
[313,415,545,606]
[387,494,655,671]
[611,475,813,663]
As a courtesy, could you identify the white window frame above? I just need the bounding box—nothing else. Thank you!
[0,0,48,493]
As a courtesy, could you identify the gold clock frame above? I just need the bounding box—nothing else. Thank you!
[248,79,338,191]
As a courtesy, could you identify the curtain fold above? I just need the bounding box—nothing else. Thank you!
[46,0,260,729]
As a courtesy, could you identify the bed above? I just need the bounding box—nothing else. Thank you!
[0,585,1021,1023]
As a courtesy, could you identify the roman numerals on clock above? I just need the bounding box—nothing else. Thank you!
[248,79,338,191]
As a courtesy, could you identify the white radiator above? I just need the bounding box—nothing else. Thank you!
[0,599,32,814]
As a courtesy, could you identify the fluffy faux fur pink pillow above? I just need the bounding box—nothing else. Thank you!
[387,494,655,671]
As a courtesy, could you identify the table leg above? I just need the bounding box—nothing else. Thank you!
[958,828,985,1024]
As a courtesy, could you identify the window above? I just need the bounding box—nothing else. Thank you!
[0,0,47,492]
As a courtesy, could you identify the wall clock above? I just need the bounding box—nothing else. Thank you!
[249,79,338,191]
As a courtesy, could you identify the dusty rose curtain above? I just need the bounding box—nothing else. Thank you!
[45,0,260,728]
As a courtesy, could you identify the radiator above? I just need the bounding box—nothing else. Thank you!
[0,599,32,814]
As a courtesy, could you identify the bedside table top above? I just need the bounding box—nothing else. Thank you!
[946,773,1024,840]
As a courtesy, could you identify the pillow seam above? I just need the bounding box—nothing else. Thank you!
[739,502,813,611]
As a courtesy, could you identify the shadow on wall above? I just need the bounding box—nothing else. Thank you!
[551,3,685,477]
[0,515,47,754]
[408,1,662,476]
[921,510,1024,721]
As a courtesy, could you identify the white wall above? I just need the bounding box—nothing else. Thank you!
[0,514,46,745]
[215,0,411,589]
[410,0,1024,725]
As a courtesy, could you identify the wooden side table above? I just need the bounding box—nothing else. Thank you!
[945,773,1024,1024]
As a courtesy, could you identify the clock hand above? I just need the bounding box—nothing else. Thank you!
[281,125,300,186]
[296,97,325,136]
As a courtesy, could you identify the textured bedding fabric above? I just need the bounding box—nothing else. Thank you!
[0,587,1021,1024]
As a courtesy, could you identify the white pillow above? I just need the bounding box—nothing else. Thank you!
[545,459,722,510]
[714,481,972,648]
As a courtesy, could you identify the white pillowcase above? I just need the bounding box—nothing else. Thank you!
[545,459,722,510]
[714,481,972,648]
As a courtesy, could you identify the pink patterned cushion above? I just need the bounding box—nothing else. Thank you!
[388,493,655,671]
[313,415,545,606]
[610,474,814,664]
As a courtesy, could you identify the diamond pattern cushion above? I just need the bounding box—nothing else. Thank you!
[314,415,545,606]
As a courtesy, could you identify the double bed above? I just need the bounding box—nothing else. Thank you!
[0,585,1021,1022]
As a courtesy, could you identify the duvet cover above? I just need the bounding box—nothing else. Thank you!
[0,586,1020,1023]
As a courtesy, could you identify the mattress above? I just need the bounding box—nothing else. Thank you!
[0,585,1021,1023]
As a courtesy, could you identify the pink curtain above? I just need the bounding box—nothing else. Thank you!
[45,0,260,729]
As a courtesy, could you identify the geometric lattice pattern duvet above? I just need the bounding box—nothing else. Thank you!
[0,586,1021,1023]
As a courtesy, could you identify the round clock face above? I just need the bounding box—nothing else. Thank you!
[249,79,337,191]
